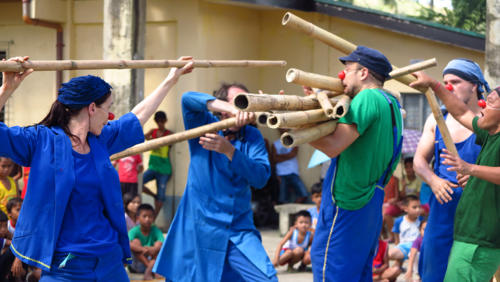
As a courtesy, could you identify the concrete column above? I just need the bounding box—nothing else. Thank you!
[103,0,145,116]
[485,0,500,88]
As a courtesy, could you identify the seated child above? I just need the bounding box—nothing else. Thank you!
[385,195,422,280]
[0,210,14,280]
[307,182,322,231]
[0,157,18,216]
[273,210,313,271]
[372,234,389,282]
[123,192,141,231]
[128,204,164,280]
[404,219,427,282]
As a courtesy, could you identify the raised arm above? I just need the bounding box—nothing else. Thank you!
[0,57,33,109]
[131,56,193,126]
[414,115,457,204]
[410,71,475,131]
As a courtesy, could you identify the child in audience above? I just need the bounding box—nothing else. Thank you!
[116,154,143,196]
[273,210,313,271]
[6,197,21,235]
[404,219,427,282]
[0,210,13,279]
[128,204,164,280]
[0,157,18,215]
[400,157,422,198]
[385,195,422,280]
[382,176,402,242]
[307,182,322,230]
[123,193,141,231]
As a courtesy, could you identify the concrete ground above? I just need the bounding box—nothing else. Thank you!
[129,228,411,281]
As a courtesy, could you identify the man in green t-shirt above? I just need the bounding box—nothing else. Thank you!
[129,203,165,280]
[309,46,403,281]
[411,73,500,281]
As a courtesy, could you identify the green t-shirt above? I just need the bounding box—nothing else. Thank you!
[334,88,403,210]
[128,225,165,247]
[454,117,500,248]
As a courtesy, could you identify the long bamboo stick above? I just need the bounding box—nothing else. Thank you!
[267,109,330,129]
[110,117,237,161]
[281,120,338,148]
[255,112,270,126]
[0,59,287,72]
[282,12,457,155]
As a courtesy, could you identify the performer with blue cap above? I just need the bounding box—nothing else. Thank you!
[308,46,403,281]
[153,83,277,281]
[413,58,487,282]
[0,56,193,281]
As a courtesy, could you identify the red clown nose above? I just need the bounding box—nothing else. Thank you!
[478,99,486,109]
[108,112,115,120]
[446,84,453,91]
[338,71,345,80]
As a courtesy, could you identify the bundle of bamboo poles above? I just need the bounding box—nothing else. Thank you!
[281,11,456,155]
[233,56,437,148]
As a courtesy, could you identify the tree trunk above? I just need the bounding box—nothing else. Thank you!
[103,0,145,116]
[485,0,500,88]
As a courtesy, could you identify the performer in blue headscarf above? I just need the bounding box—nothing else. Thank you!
[413,58,488,282]
[0,56,193,281]
[153,83,277,281]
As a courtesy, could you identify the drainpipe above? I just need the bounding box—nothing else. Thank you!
[22,0,64,90]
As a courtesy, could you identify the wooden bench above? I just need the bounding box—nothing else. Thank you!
[274,203,315,236]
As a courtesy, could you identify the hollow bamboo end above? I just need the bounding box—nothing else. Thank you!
[286,68,298,83]
[233,93,249,110]
[282,12,292,25]
[281,133,294,148]
[257,113,268,125]
[335,107,344,117]
[267,116,279,128]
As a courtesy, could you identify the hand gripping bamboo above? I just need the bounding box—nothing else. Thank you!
[110,117,237,161]
[0,59,287,72]
[282,12,457,155]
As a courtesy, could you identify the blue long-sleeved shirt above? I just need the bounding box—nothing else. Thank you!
[153,91,274,281]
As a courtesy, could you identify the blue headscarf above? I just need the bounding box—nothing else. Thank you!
[443,59,491,98]
[57,75,112,108]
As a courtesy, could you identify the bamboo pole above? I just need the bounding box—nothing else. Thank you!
[286,68,344,93]
[317,91,335,117]
[332,94,351,118]
[110,117,237,161]
[282,12,457,155]
[233,93,342,112]
[0,59,287,72]
[285,58,436,97]
[267,109,330,129]
[281,120,338,148]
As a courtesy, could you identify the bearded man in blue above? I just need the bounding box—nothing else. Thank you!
[153,83,277,281]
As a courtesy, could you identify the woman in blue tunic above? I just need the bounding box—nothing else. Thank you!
[0,56,193,281]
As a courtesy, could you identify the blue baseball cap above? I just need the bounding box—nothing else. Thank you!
[339,46,392,79]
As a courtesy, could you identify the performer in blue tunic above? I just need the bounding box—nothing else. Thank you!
[413,59,486,282]
[0,56,193,281]
[309,46,403,281]
[153,83,277,281]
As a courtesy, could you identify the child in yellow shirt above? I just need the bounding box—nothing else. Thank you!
[0,157,18,215]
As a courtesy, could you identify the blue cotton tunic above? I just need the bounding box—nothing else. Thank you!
[56,151,118,256]
[153,91,275,281]
[0,112,144,270]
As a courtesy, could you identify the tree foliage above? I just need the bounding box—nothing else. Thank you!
[414,0,486,34]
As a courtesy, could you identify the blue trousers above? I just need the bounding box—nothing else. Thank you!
[40,246,129,282]
[143,169,170,201]
[311,184,384,282]
[221,241,278,282]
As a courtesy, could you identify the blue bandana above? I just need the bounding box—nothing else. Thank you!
[443,59,491,96]
[57,75,112,108]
